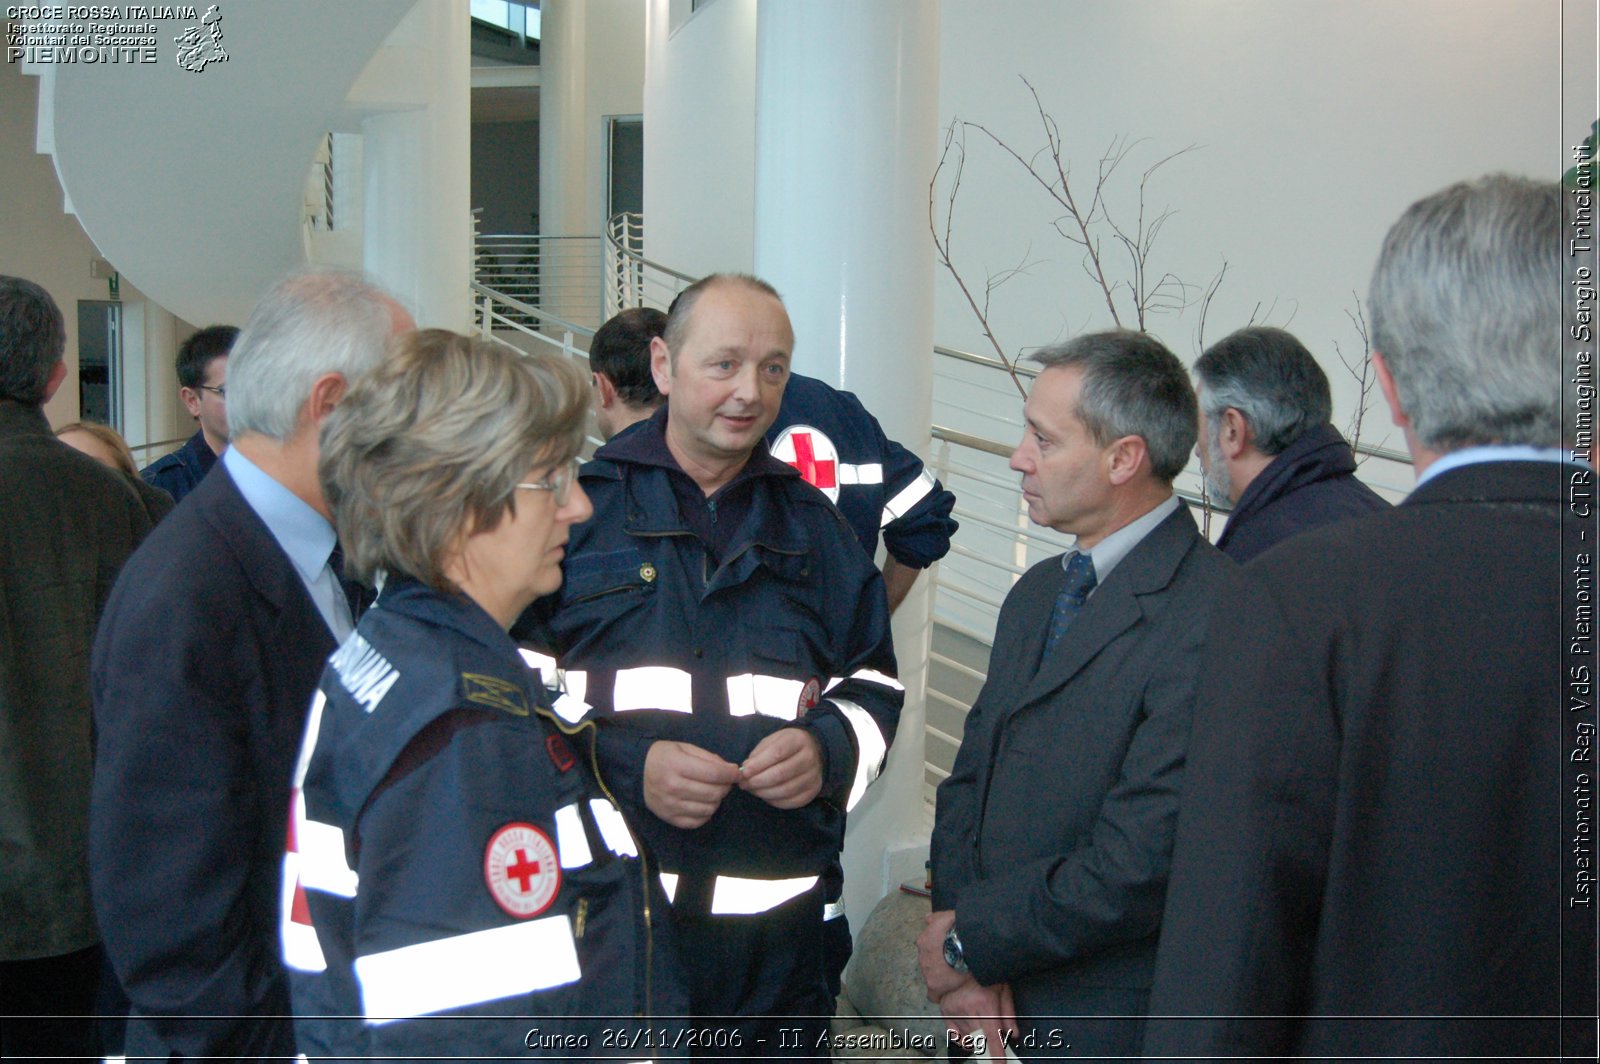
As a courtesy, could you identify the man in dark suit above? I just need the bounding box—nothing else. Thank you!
[918,331,1233,1060]
[1145,175,1597,1059]
[1194,325,1389,562]
[90,271,410,1060]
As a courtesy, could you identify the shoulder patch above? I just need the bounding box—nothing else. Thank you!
[484,823,560,918]
[771,423,841,503]
[462,673,529,717]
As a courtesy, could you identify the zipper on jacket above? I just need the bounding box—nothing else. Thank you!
[536,705,654,1018]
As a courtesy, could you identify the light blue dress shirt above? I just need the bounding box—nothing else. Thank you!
[222,446,354,641]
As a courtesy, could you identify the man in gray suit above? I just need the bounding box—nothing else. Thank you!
[918,331,1233,1060]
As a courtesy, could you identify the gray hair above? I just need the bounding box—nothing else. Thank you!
[1369,174,1563,450]
[0,276,65,405]
[226,270,400,441]
[1031,330,1197,483]
[663,273,782,356]
[319,330,590,594]
[1194,327,1333,456]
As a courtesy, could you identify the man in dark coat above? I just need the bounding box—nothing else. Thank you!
[918,331,1233,1060]
[1195,325,1389,562]
[1145,175,1597,1059]
[0,276,151,1060]
[90,271,408,1060]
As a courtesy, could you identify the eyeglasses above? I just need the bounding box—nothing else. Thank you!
[195,384,226,399]
[515,457,581,506]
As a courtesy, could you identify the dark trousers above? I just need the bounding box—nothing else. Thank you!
[672,881,832,1061]
[0,943,103,1062]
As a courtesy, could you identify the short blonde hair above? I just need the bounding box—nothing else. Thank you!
[319,330,589,593]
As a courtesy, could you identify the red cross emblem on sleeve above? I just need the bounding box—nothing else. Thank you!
[484,823,561,918]
[770,425,841,503]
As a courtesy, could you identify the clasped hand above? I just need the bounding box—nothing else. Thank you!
[642,729,823,828]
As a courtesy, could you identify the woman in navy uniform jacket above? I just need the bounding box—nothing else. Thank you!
[283,331,683,1059]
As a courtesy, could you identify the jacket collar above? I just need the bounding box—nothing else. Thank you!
[373,575,518,657]
[1020,501,1204,706]
[588,406,810,554]
[1404,458,1575,508]
[0,399,51,439]
[1227,422,1356,523]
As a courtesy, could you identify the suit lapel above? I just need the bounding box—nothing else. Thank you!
[203,465,335,640]
[1012,504,1201,713]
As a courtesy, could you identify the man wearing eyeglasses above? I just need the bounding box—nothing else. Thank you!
[516,273,902,1060]
[140,324,235,503]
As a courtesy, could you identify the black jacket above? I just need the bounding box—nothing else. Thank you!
[1216,423,1389,563]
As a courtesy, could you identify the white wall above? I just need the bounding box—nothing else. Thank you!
[933,0,1579,439]
[1,60,191,455]
[542,0,649,239]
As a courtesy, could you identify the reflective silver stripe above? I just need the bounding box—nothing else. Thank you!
[825,669,904,694]
[822,900,847,921]
[725,673,805,721]
[518,648,557,677]
[554,669,590,723]
[659,872,679,903]
[614,666,694,713]
[282,691,332,973]
[554,804,592,869]
[590,799,639,858]
[280,902,327,973]
[356,915,580,1024]
[837,462,884,486]
[710,874,820,916]
[880,469,937,527]
[831,698,887,811]
[298,816,358,897]
[518,650,592,723]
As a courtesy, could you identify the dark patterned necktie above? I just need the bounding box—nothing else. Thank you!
[1046,551,1098,649]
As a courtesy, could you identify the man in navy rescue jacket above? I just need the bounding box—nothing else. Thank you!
[517,274,902,1058]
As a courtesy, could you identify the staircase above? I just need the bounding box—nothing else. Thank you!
[25,0,414,326]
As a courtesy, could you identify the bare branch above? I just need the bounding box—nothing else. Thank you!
[1195,260,1229,353]
[929,120,1029,398]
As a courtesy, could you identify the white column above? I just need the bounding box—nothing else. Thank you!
[753,0,942,926]
[360,0,471,331]
[539,0,589,239]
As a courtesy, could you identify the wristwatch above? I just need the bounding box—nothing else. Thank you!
[943,926,969,973]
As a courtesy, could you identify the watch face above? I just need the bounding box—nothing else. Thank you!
[944,929,965,971]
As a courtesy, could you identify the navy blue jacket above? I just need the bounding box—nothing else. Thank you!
[515,412,902,884]
[769,374,957,568]
[287,579,682,1059]
[91,463,335,1060]
[1216,423,1390,563]
[139,428,218,504]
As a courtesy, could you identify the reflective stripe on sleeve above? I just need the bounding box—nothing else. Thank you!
[725,673,805,721]
[553,669,590,723]
[553,804,592,869]
[518,650,591,723]
[823,899,847,921]
[837,462,884,486]
[659,872,679,903]
[356,915,580,1024]
[614,666,694,713]
[710,874,820,916]
[590,799,639,858]
[518,648,557,679]
[298,816,358,897]
[824,669,904,695]
[281,690,332,973]
[880,469,937,527]
[830,698,888,811]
